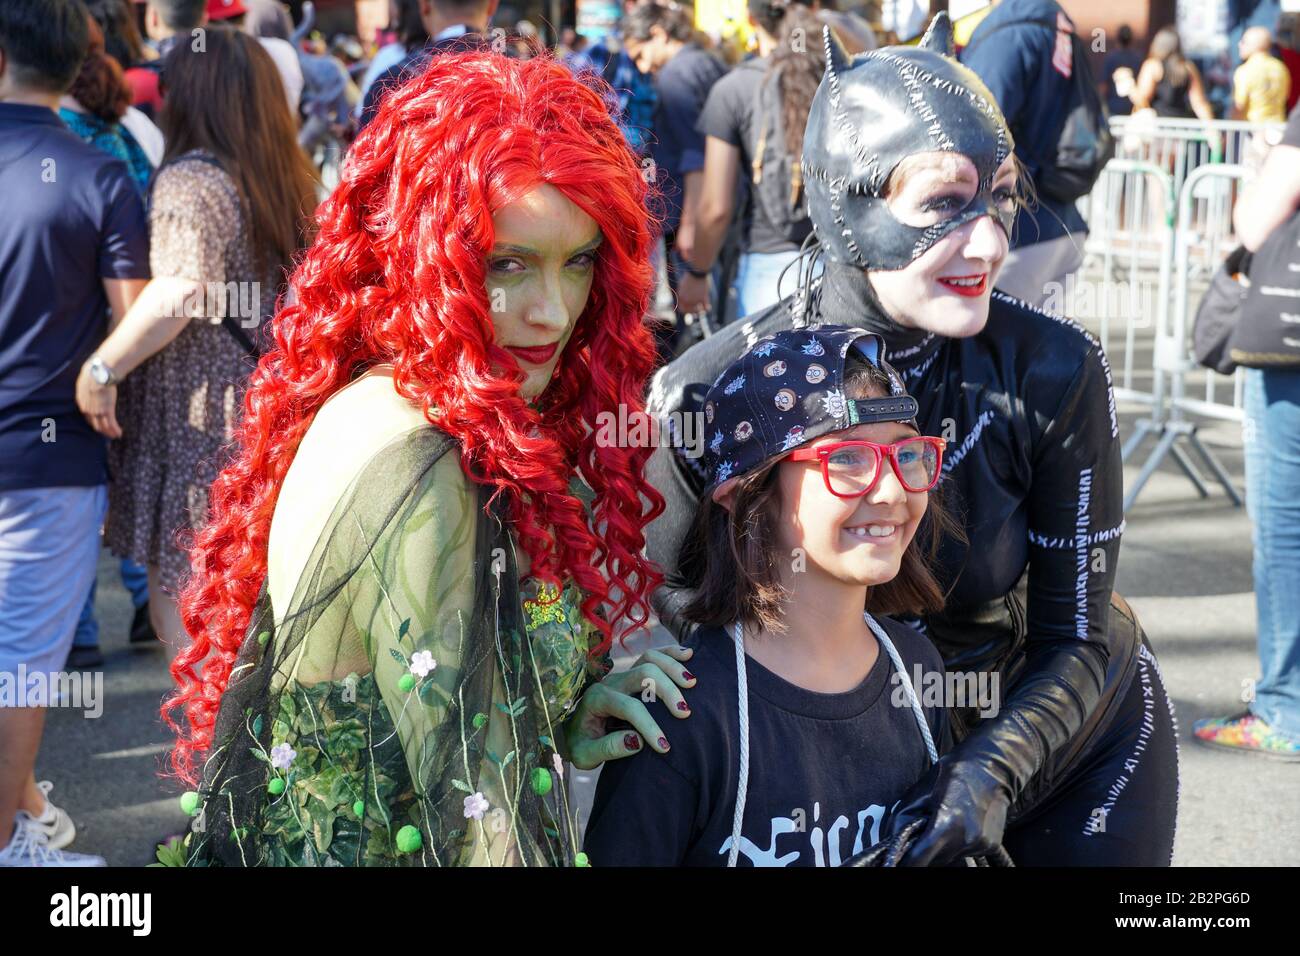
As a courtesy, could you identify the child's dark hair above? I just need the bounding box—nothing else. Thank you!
[679,355,963,633]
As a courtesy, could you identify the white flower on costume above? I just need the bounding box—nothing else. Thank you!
[409,650,437,678]
[464,792,490,820]
[270,743,296,771]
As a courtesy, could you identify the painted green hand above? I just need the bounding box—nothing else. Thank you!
[563,643,696,771]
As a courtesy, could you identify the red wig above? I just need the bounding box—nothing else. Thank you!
[163,51,666,784]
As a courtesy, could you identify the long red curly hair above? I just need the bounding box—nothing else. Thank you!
[163,51,666,785]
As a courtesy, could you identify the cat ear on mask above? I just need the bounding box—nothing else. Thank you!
[917,10,955,56]
[822,24,853,79]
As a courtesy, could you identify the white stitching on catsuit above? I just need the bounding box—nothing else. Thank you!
[1081,643,1178,854]
[1135,642,1180,862]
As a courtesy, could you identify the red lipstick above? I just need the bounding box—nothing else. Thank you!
[937,273,988,298]
[507,342,559,365]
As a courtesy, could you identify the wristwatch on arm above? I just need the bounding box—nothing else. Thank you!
[87,355,119,387]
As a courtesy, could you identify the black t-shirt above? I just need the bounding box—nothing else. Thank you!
[651,44,727,235]
[1100,48,1143,116]
[582,615,952,867]
[696,56,810,255]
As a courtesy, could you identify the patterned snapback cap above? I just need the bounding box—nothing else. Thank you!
[700,325,919,495]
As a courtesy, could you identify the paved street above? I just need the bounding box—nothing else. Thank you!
[36,398,1298,866]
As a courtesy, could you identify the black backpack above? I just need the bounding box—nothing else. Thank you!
[747,71,813,245]
[966,15,1115,203]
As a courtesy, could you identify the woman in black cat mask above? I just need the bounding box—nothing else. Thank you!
[643,12,1179,866]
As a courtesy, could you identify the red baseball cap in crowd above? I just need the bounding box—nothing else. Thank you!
[207,0,248,19]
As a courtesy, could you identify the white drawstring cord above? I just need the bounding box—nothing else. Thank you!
[726,612,937,867]
[727,619,750,867]
[864,613,938,763]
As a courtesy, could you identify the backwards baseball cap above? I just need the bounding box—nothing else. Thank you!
[700,325,919,498]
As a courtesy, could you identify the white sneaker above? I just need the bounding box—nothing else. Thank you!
[15,780,75,849]
[0,818,105,867]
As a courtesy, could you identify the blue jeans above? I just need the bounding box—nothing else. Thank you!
[1242,368,1300,741]
[73,557,149,648]
[732,249,818,320]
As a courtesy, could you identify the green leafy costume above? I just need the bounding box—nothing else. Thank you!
[176,426,608,866]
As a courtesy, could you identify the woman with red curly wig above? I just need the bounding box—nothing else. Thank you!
[163,50,694,867]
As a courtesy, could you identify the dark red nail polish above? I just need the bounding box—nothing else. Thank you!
[677,701,690,712]
[658,736,670,750]
[682,671,695,681]
[624,733,641,751]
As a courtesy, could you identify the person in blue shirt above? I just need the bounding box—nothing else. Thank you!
[959,0,1088,309]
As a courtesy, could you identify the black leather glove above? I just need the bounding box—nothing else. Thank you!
[883,641,1107,865]
[650,584,698,644]
[884,751,1012,866]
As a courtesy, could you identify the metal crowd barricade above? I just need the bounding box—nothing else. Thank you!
[1119,163,1252,512]
[1071,116,1285,512]
[1077,159,1174,407]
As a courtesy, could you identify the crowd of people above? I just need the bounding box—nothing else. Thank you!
[1,0,1297,869]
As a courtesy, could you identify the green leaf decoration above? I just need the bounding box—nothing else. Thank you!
[451,778,473,793]
[501,750,516,769]
[149,836,188,867]
[538,735,552,748]
[388,648,408,666]
[398,618,411,641]
[252,714,263,737]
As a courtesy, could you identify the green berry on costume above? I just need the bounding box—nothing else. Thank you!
[397,673,416,693]
[180,791,200,816]
[574,852,590,867]
[396,825,422,853]
[353,800,365,818]
[268,777,285,795]
[257,630,270,646]
[530,767,552,795]
[472,712,488,728]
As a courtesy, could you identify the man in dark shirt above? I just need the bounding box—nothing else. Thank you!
[960,0,1088,308]
[621,0,726,354]
[358,0,498,129]
[1100,23,1143,117]
[0,0,150,867]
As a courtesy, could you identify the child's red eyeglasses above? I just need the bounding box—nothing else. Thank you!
[787,436,947,498]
